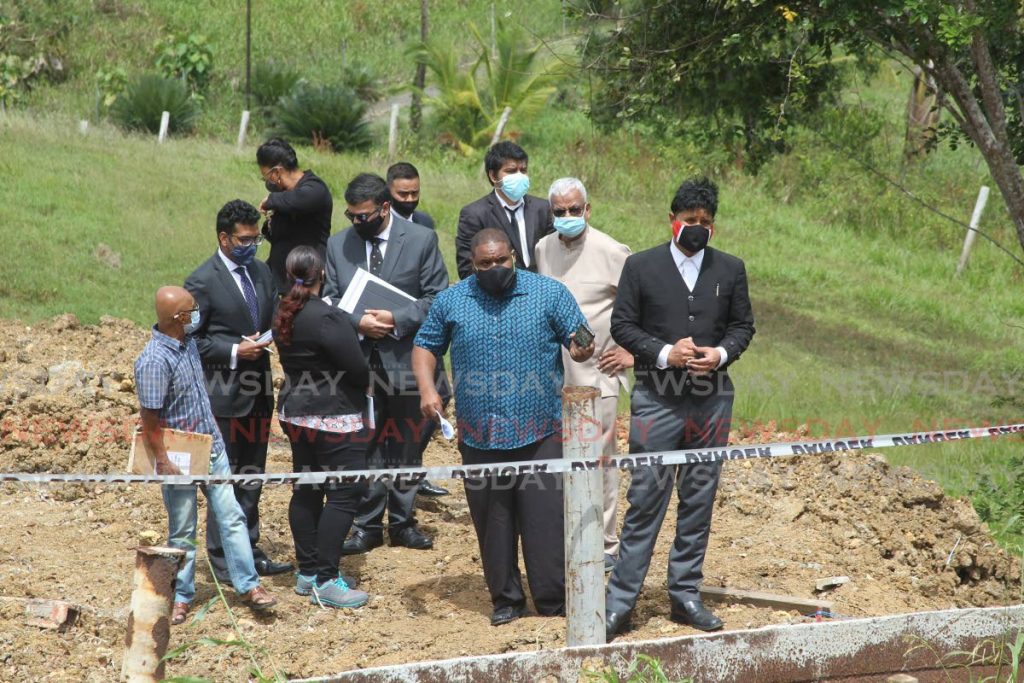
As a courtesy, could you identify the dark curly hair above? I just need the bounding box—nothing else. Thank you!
[670,177,719,218]
[215,199,261,236]
[273,246,323,346]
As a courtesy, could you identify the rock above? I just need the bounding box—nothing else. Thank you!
[778,499,805,522]
[51,314,80,332]
[814,575,851,592]
[0,349,6,363]
[47,361,87,393]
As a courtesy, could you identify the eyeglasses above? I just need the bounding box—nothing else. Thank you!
[344,207,382,224]
[231,234,265,247]
[175,306,200,319]
[552,206,585,217]
[260,165,283,182]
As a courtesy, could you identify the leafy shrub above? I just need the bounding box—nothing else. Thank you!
[341,61,382,103]
[111,74,198,135]
[94,66,128,113]
[268,83,372,153]
[154,32,213,93]
[252,60,302,108]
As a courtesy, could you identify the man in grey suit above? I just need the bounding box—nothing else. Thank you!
[454,141,554,279]
[605,178,755,640]
[323,173,449,554]
[185,199,293,581]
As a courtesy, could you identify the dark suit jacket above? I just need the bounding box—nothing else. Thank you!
[262,170,333,295]
[455,192,554,279]
[275,298,369,418]
[322,215,449,392]
[184,252,276,418]
[409,209,435,230]
[611,244,755,400]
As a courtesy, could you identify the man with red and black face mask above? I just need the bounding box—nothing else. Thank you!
[605,177,755,641]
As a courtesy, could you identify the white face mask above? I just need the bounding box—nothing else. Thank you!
[183,309,201,334]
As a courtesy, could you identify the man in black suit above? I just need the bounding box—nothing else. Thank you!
[184,199,293,581]
[387,160,451,498]
[454,141,554,279]
[322,173,450,554]
[605,178,755,640]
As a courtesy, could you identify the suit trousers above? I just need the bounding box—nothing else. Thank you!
[207,399,272,577]
[459,433,565,615]
[606,383,732,616]
[353,389,427,533]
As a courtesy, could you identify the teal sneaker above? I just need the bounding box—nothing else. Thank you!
[310,576,369,609]
[296,572,360,596]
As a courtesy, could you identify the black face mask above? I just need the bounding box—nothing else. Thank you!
[354,214,385,240]
[676,224,710,253]
[390,196,418,217]
[265,180,281,193]
[476,265,517,297]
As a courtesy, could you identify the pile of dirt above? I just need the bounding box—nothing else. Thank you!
[0,315,1019,681]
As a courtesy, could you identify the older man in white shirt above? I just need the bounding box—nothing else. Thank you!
[535,177,632,573]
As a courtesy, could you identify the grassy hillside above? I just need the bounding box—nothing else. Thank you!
[18,0,568,136]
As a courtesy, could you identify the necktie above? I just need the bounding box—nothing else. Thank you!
[682,259,698,291]
[506,206,528,266]
[369,238,384,276]
[235,266,260,331]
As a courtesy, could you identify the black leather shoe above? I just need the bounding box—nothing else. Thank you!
[254,559,294,576]
[389,525,434,550]
[605,609,631,642]
[670,599,723,631]
[491,605,526,626]
[340,529,384,556]
[418,480,450,497]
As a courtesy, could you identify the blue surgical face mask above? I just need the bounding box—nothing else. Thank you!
[230,243,258,266]
[553,216,586,238]
[499,172,530,203]
[183,309,201,335]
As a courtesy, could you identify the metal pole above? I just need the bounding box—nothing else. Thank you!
[388,103,400,160]
[121,546,185,682]
[561,386,605,647]
[245,0,252,112]
[955,185,990,277]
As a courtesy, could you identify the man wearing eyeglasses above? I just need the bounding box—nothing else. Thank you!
[184,199,293,583]
[535,177,633,575]
[323,173,449,556]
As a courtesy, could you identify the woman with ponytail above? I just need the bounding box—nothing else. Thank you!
[273,246,371,609]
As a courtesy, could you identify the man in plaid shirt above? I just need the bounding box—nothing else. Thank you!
[135,285,277,626]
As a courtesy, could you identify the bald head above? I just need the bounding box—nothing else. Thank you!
[155,286,196,331]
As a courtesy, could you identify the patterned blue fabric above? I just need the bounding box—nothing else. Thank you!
[234,266,260,331]
[415,269,587,450]
[135,327,226,454]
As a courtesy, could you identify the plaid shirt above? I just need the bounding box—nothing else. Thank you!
[134,326,225,454]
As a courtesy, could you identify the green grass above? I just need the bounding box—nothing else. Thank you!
[5,45,1024,547]
[19,0,570,136]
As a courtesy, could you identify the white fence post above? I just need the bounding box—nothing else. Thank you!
[121,546,184,682]
[157,111,170,144]
[388,103,400,161]
[955,185,990,277]
[79,120,89,135]
[236,110,250,150]
[561,386,605,647]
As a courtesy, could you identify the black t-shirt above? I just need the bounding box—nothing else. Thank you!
[263,170,333,294]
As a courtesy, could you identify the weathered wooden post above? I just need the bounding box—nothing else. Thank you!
[387,103,400,161]
[157,111,170,144]
[237,109,250,150]
[121,546,185,682]
[561,386,605,647]
[955,185,990,277]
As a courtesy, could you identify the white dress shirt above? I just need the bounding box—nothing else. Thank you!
[655,240,728,370]
[364,214,393,268]
[216,248,260,370]
[494,189,530,267]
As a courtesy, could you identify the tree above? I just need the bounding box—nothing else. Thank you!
[581,0,1024,251]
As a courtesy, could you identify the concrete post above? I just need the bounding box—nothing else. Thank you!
[121,546,185,682]
[561,386,605,647]
[955,185,990,277]
[157,111,170,144]
[237,110,250,150]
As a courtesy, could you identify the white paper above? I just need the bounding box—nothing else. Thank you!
[436,411,455,440]
[157,451,191,476]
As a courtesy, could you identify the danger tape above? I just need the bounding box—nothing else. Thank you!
[2,423,1023,487]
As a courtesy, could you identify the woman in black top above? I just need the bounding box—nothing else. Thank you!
[273,246,370,609]
[258,138,334,295]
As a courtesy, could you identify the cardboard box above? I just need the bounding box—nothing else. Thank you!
[128,428,212,476]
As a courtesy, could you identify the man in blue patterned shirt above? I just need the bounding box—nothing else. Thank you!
[413,228,594,627]
[135,286,277,626]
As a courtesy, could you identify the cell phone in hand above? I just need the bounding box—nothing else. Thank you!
[573,323,595,348]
